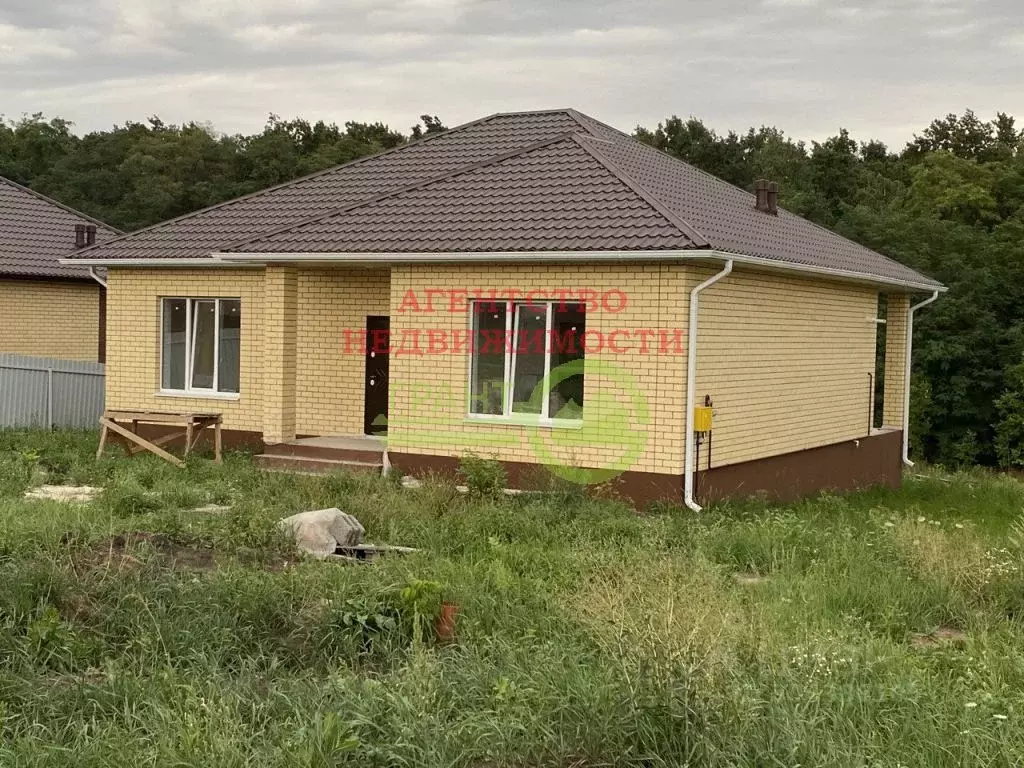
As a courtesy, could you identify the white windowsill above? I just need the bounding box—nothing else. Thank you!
[465,413,583,430]
[155,390,240,401]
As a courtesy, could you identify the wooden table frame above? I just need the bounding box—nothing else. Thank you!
[97,410,223,467]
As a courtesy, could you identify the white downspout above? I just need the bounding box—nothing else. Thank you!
[684,259,734,512]
[88,267,107,288]
[902,289,940,466]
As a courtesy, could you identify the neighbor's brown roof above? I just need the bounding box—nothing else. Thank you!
[0,176,119,280]
[66,109,940,289]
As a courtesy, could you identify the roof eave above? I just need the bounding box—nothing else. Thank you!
[0,270,97,283]
[61,249,943,293]
[213,249,944,293]
[700,249,945,294]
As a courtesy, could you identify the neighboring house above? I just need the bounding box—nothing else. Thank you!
[0,177,119,362]
[63,109,944,506]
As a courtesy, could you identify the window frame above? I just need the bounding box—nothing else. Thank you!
[158,297,242,399]
[466,298,584,427]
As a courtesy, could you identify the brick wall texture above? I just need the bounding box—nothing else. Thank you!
[104,262,899,474]
[0,279,101,361]
[386,263,688,474]
[693,267,881,469]
[105,268,265,430]
[883,293,910,427]
[296,267,390,436]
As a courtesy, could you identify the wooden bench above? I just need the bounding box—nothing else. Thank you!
[97,410,223,467]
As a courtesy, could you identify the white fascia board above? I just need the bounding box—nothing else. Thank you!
[701,251,946,294]
[214,249,946,293]
[216,250,689,263]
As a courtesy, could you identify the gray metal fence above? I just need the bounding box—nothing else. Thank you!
[0,354,104,429]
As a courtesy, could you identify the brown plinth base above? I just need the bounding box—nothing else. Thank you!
[696,429,903,503]
[107,424,902,508]
[389,430,903,509]
[387,452,682,508]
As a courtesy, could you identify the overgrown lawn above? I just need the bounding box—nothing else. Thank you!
[1,430,1023,766]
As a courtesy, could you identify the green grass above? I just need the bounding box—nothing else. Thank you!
[2,429,1024,766]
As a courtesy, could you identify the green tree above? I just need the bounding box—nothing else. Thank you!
[1,112,411,231]
[410,115,447,140]
[0,114,77,184]
[635,116,749,187]
[905,109,996,160]
[995,360,1024,468]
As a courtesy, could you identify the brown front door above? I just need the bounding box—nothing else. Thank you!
[364,316,390,434]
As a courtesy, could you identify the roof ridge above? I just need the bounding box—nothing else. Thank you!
[223,132,584,252]
[65,111,510,259]
[0,176,122,234]
[564,109,634,140]
[571,134,709,247]
[488,107,579,118]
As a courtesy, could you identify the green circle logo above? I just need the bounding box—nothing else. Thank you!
[528,359,650,484]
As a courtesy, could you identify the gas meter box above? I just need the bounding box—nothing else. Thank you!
[693,406,713,433]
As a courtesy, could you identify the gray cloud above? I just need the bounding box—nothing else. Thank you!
[1,0,1022,148]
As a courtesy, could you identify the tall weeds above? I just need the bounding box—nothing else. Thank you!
[0,431,1023,765]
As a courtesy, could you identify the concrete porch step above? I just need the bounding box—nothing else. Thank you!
[262,436,385,464]
[254,453,383,476]
[262,443,384,464]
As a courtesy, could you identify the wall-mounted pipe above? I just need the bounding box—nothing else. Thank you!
[902,289,940,466]
[87,267,107,288]
[684,259,733,512]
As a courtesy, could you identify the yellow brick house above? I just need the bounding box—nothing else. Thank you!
[64,110,943,506]
[0,176,119,362]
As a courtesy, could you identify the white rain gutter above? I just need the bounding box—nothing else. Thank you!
[87,267,107,288]
[684,259,734,513]
[212,249,945,294]
[902,289,940,466]
[60,250,946,294]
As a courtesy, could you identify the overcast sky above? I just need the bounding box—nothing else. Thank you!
[2,0,1022,148]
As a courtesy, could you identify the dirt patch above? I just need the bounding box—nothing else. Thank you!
[910,626,967,649]
[77,531,218,572]
[72,531,295,573]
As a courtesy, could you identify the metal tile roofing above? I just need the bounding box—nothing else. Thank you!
[67,109,940,289]
[67,112,584,262]
[0,177,119,280]
[234,137,700,253]
[578,131,936,287]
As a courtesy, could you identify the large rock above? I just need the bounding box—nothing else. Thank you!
[276,508,365,558]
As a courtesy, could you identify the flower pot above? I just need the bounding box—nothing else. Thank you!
[434,601,459,643]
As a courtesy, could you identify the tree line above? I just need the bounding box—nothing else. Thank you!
[0,113,447,232]
[2,108,1023,468]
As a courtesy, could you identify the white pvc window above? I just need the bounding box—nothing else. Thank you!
[161,298,241,395]
[468,300,585,422]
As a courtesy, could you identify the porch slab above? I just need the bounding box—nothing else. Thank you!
[256,434,386,475]
[288,435,386,451]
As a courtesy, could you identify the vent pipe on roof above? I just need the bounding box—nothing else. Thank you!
[85,224,97,246]
[755,179,779,215]
[74,224,87,249]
